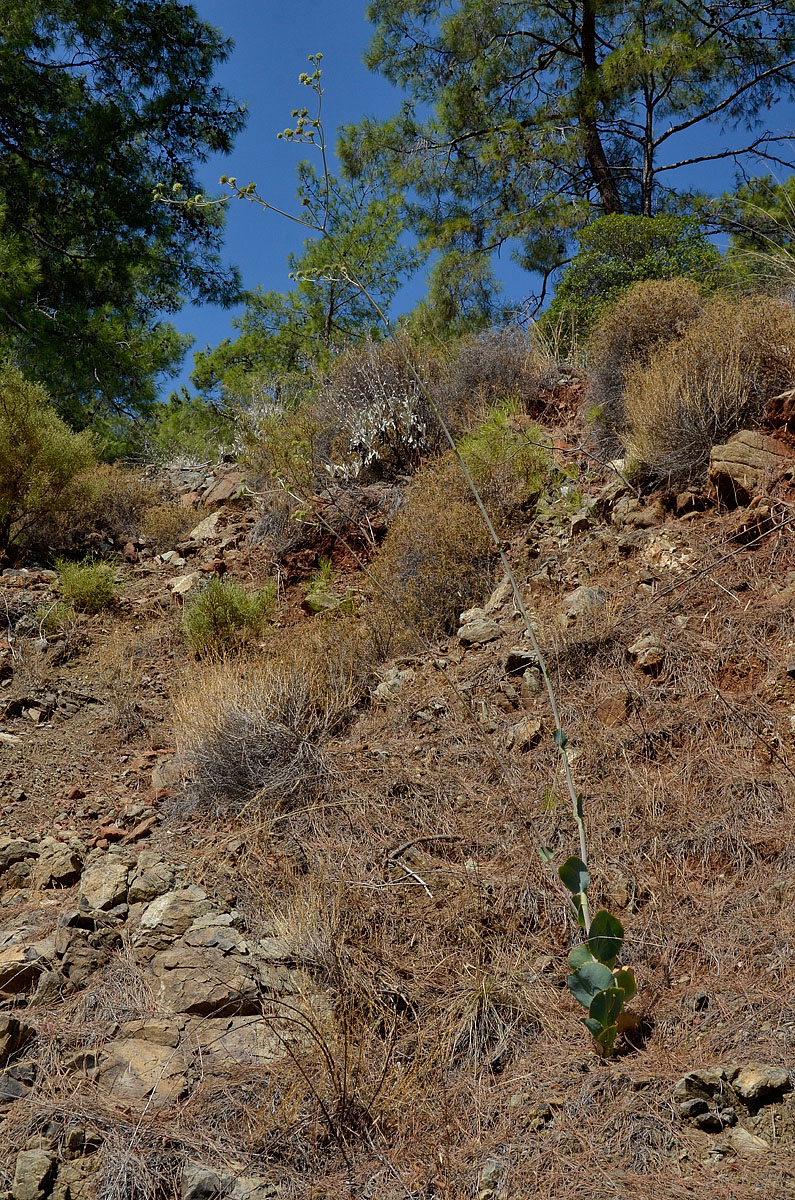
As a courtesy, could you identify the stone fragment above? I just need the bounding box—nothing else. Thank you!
[33,837,84,889]
[181,1163,224,1200]
[372,667,415,702]
[477,1159,505,1200]
[505,644,539,674]
[505,716,542,752]
[135,887,214,953]
[0,838,39,876]
[128,854,175,904]
[708,429,790,505]
[201,470,246,508]
[458,610,501,645]
[78,852,130,912]
[0,1071,28,1106]
[51,1156,99,1200]
[150,944,259,1015]
[731,1063,791,1102]
[188,510,221,540]
[727,1127,771,1157]
[561,584,606,626]
[596,692,629,727]
[627,631,666,673]
[0,1014,34,1067]
[0,939,47,997]
[169,570,204,596]
[97,1035,190,1105]
[12,1149,56,1200]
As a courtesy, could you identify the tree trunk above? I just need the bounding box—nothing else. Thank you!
[580,0,624,215]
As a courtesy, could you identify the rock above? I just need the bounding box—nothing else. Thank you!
[33,838,84,889]
[0,1015,34,1067]
[188,510,222,540]
[50,1157,99,1200]
[458,610,501,645]
[78,852,130,912]
[149,943,259,1015]
[0,639,13,681]
[674,1067,730,1103]
[122,541,138,564]
[169,570,204,596]
[201,470,247,508]
[520,666,543,703]
[570,509,592,534]
[764,386,795,434]
[596,692,629,727]
[0,1071,29,1106]
[181,1163,224,1200]
[151,756,183,793]
[477,1158,505,1200]
[627,631,665,673]
[731,1063,791,1102]
[135,887,214,953]
[727,1127,771,1157]
[190,1015,308,1069]
[505,716,542,752]
[128,853,175,905]
[0,937,47,998]
[708,430,790,505]
[560,585,605,626]
[97,1035,190,1105]
[505,644,539,674]
[12,1149,56,1200]
[0,838,39,878]
[593,476,633,520]
[372,667,415,702]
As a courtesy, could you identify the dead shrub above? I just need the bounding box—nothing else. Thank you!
[368,454,495,642]
[173,620,373,815]
[625,294,795,485]
[140,500,195,553]
[439,325,559,432]
[587,278,705,457]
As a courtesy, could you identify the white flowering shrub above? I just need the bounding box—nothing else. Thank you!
[317,337,441,480]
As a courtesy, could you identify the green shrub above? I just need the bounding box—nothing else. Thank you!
[34,599,76,635]
[0,362,97,555]
[55,556,117,613]
[182,576,277,656]
[625,294,795,485]
[540,214,724,348]
[587,278,706,457]
[458,402,552,525]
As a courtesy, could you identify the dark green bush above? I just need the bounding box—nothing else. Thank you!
[541,214,725,348]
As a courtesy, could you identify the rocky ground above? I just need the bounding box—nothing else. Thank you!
[0,419,794,1199]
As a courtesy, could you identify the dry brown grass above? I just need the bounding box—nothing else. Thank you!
[172,618,376,817]
[368,453,495,643]
[587,277,705,457]
[139,500,196,553]
[625,294,795,485]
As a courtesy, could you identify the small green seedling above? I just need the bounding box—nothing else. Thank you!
[560,855,636,1057]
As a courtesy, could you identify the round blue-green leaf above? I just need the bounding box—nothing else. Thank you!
[559,856,589,896]
[566,961,615,1008]
[613,967,636,1003]
[588,986,625,1028]
[568,943,595,970]
[587,910,624,966]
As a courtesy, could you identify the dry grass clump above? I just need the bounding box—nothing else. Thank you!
[587,278,705,458]
[625,294,795,485]
[139,500,196,552]
[173,620,373,815]
[368,453,495,642]
[439,325,559,432]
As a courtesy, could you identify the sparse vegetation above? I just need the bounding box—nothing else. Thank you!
[181,575,276,656]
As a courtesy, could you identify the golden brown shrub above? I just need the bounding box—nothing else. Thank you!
[368,454,495,642]
[625,295,795,485]
[587,278,705,456]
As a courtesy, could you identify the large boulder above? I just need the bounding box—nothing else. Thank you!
[78,851,130,912]
[708,429,790,505]
[149,944,259,1016]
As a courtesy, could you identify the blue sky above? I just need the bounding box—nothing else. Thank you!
[168,1,795,399]
[169,0,431,395]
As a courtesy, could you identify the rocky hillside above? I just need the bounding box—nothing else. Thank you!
[0,410,794,1199]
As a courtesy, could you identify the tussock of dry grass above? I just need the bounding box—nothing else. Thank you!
[625,294,795,484]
